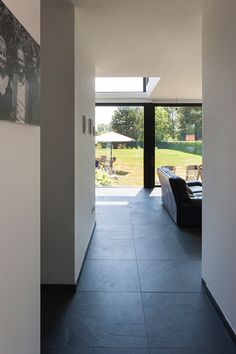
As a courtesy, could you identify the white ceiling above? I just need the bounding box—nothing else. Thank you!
[42,0,214,100]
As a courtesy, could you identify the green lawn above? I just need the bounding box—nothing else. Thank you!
[96,148,202,186]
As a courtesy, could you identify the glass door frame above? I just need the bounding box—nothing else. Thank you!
[154,103,202,186]
[96,102,202,188]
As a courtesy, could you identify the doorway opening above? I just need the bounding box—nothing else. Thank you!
[95,105,144,187]
[155,105,202,184]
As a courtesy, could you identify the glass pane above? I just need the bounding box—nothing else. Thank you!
[95,106,144,187]
[155,106,202,183]
[96,77,144,92]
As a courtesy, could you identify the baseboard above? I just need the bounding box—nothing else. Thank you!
[202,279,236,345]
[74,221,96,289]
[41,222,96,293]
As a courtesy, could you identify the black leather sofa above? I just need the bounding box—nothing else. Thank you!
[157,167,202,226]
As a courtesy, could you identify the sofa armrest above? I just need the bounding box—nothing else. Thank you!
[186,180,202,187]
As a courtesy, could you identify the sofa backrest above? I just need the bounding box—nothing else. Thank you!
[157,167,191,204]
[170,177,191,203]
[157,166,202,226]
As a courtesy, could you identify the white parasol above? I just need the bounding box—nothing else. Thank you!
[95,131,134,167]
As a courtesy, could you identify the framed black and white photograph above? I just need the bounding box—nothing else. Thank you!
[0,0,40,126]
[88,118,92,135]
[82,114,86,133]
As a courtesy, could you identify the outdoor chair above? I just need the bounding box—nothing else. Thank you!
[197,164,202,180]
[99,156,109,169]
[95,158,100,168]
[186,164,198,180]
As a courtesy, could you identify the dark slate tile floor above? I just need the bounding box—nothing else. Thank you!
[41,188,236,354]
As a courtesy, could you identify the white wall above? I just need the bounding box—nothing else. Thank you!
[41,6,75,284]
[41,5,95,285]
[0,1,40,354]
[202,0,236,333]
[75,6,95,282]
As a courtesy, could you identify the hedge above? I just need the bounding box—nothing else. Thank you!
[157,141,202,156]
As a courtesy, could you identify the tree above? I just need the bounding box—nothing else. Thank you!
[176,107,202,140]
[110,107,144,147]
[155,107,173,144]
[97,123,110,134]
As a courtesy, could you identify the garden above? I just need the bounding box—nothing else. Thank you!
[95,147,202,186]
[95,106,202,186]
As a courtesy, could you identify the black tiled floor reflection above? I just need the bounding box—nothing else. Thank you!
[78,260,140,292]
[143,292,236,350]
[138,260,202,292]
[41,188,236,354]
[65,292,147,349]
[149,349,235,354]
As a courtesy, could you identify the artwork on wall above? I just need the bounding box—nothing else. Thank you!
[0,0,40,126]
[82,114,86,133]
[88,118,92,135]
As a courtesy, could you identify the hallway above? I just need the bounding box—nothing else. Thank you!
[41,188,236,353]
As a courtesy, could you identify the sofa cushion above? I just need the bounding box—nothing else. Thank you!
[189,185,202,194]
[186,185,194,196]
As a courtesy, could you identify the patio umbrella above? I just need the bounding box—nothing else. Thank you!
[95,131,134,168]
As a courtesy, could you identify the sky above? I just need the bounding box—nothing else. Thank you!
[95,106,117,128]
[95,77,143,92]
[95,77,143,129]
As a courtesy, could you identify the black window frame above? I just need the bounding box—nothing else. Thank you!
[95,102,202,188]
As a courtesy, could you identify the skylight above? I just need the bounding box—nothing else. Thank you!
[96,77,145,93]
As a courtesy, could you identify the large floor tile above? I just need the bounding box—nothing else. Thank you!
[131,213,171,225]
[138,260,202,292]
[143,292,236,350]
[60,347,149,354]
[59,345,88,354]
[130,207,168,216]
[129,204,163,213]
[96,187,142,195]
[42,189,236,354]
[96,213,131,225]
[135,238,187,260]
[150,349,236,354]
[169,225,202,241]
[78,260,140,292]
[65,292,147,348]
[132,224,175,239]
[94,224,132,234]
[93,228,133,239]
[90,348,149,354]
[96,205,130,213]
[87,238,136,260]
[178,240,202,260]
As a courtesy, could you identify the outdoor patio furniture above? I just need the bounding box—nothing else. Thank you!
[95,158,100,168]
[197,164,202,180]
[186,164,198,180]
[99,156,116,173]
[95,131,134,168]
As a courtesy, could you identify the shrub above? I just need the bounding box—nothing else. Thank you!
[157,141,202,155]
[95,169,111,187]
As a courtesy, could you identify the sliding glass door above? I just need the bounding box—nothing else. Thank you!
[95,105,144,187]
[155,105,202,184]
